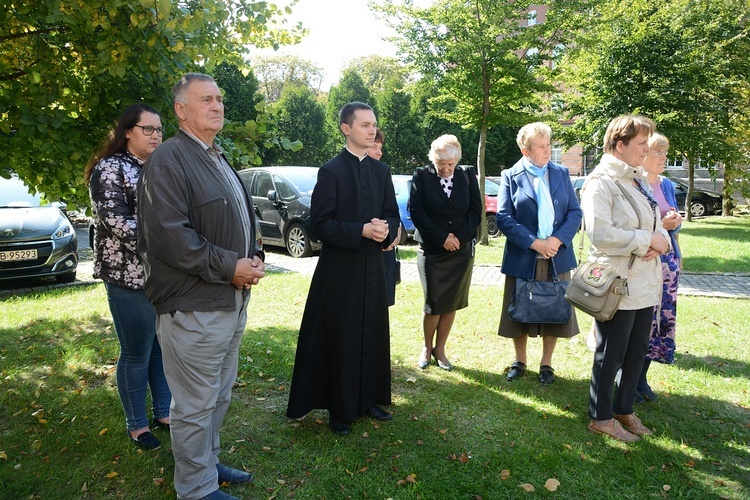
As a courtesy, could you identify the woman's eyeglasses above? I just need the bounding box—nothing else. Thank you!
[134,124,164,136]
[649,151,668,157]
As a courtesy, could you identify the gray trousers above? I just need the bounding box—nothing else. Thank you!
[156,290,249,499]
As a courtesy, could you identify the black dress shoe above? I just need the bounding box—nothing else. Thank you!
[216,463,252,485]
[506,361,526,381]
[329,416,351,435]
[200,490,239,500]
[538,365,555,385]
[364,406,393,421]
[151,418,170,431]
[129,430,160,450]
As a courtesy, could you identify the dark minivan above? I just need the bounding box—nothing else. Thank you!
[237,166,321,258]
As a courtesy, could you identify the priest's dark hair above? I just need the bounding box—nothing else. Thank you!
[339,102,373,128]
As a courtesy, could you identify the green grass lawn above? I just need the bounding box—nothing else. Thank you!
[1,272,749,499]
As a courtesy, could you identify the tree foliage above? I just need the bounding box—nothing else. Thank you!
[268,83,328,166]
[559,0,750,218]
[377,0,594,242]
[251,54,325,101]
[0,0,304,208]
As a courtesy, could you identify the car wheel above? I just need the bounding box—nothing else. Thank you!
[690,201,707,217]
[398,222,408,245]
[285,222,312,258]
[487,214,500,238]
[56,271,77,284]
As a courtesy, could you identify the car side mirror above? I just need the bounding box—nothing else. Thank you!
[267,190,278,203]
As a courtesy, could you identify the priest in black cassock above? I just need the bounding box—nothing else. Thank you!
[286,102,400,435]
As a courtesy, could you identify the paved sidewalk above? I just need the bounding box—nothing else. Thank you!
[4,250,749,299]
[264,251,750,299]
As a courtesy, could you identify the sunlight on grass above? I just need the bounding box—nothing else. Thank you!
[1,271,749,498]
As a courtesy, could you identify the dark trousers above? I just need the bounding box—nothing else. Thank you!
[589,307,654,420]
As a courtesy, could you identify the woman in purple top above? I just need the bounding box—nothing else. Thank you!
[638,132,682,402]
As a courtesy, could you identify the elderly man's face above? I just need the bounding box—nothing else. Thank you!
[175,79,224,142]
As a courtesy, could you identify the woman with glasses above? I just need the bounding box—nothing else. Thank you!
[637,133,682,403]
[84,104,171,450]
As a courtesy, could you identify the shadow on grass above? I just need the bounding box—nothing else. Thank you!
[676,352,750,380]
[2,309,748,499]
[228,329,750,499]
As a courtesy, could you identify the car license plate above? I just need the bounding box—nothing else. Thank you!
[0,249,38,262]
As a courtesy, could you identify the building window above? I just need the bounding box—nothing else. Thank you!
[666,157,683,169]
[551,146,562,164]
[528,10,537,26]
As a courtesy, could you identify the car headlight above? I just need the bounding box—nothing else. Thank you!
[53,218,73,239]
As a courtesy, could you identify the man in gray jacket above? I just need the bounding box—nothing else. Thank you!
[138,73,265,500]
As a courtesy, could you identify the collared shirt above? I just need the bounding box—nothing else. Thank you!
[345,145,368,161]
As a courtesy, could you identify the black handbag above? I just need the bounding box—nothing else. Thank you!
[508,259,571,324]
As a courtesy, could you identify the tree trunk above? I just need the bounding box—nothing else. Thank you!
[722,165,735,216]
[685,156,695,222]
[477,122,488,245]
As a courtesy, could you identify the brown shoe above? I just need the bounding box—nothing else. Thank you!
[614,413,653,436]
[588,419,640,443]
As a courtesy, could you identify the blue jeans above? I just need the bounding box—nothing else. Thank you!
[105,282,171,431]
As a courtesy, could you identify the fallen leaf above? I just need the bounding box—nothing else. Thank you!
[153,478,164,485]
[99,428,108,436]
[685,459,695,468]
[227,446,236,454]
[396,473,417,485]
[406,376,417,384]
[31,409,44,418]
[80,482,88,492]
[262,446,272,451]
[663,485,671,491]
[439,429,447,434]
[500,469,510,480]
[38,419,48,424]
[359,467,368,472]
[14,464,21,470]
[106,471,119,479]
[518,483,534,492]
[0,451,7,460]
[277,479,286,485]
[458,453,469,463]
[544,478,560,491]
[563,443,573,450]
[362,432,369,438]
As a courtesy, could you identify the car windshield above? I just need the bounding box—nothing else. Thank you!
[278,169,318,197]
[0,177,43,207]
[392,177,411,196]
[485,179,500,196]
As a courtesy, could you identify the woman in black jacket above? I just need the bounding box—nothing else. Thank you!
[410,135,482,371]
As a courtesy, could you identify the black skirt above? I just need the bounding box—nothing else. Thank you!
[417,241,474,315]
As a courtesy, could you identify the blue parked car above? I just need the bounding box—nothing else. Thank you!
[391,175,414,245]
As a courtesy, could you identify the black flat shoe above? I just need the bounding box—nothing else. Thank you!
[216,463,252,485]
[364,406,393,421]
[130,430,160,450]
[538,365,555,385]
[151,418,170,431]
[506,361,526,381]
[329,416,351,435]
